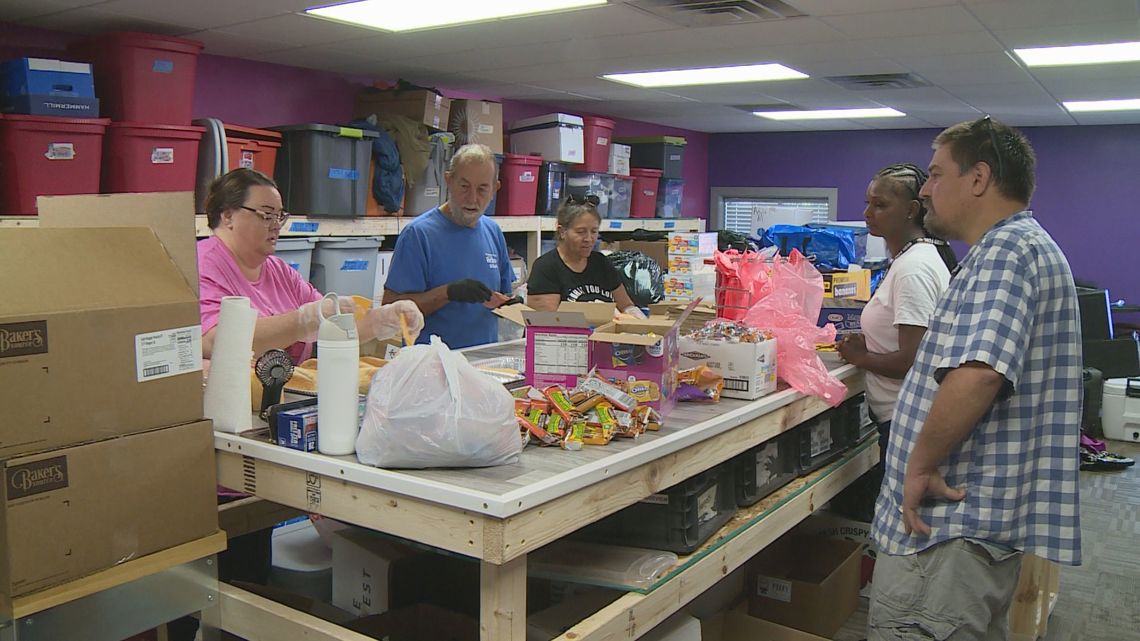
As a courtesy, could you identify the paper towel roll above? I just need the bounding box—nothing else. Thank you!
[204,296,258,433]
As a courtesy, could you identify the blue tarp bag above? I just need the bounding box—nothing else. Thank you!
[761,224,867,271]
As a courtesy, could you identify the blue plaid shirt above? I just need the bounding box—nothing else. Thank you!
[873,211,1083,565]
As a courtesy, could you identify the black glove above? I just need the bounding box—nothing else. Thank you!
[447,278,493,303]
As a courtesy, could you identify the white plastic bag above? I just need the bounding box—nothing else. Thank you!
[356,336,522,469]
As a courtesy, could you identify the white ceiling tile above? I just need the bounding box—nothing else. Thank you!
[992,21,1140,49]
[21,6,196,35]
[680,16,850,47]
[93,0,311,31]
[1043,77,1140,101]
[2,0,96,21]
[212,14,387,48]
[794,58,910,78]
[244,46,391,77]
[180,29,294,58]
[821,5,984,39]
[1069,111,1140,126]
[965,0,1139,30]
[906,51,1024,73]
[786,0,958,17]
[860,31,1005,60]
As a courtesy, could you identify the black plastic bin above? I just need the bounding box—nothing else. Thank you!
[617,135,686,179]
[840,393,877,445]
[734,430,798,507]
[535,161,567,215]
[796,411,851,475]
[574,464,736,554]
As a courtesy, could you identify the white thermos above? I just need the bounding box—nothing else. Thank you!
[316,293,359,455]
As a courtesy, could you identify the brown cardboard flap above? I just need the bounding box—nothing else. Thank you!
[522,311,592,330]
[723,605,829,641]
[37,192,198,293]
[0,228,197,316]
[591,299,698,346]
[556,302,615,326]
[493,303,532,326]
[495,301,615,327]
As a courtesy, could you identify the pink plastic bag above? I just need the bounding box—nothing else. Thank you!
[742,251,847,406]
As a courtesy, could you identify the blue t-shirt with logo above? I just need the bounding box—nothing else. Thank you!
[384,208,514,348]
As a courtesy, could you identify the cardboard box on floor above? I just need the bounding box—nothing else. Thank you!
[0,227,203,458]
[0,420,218,602]
[702,603,838,641]
[797,511,875,590]
[746,534,862,638]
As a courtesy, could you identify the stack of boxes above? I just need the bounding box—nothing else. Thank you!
[0,223,218,604]
[0,57,109,215]
[664,232,717,302]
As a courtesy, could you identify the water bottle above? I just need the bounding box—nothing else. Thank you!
[316,293,359,455]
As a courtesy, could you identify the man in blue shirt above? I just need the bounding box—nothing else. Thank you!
[869,118,1081,641]
[383,144,514,349]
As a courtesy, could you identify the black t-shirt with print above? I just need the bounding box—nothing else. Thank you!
[527,250,622,302]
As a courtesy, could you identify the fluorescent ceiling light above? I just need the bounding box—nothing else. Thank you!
[1014,41,1140,67]
[1064,98,1140,112]
[602,63,807,88]
[305,0,606,32]
[754,107,906,120]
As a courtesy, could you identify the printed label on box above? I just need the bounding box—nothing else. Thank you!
[384,344,402,360]
[519,171,536,183]
[45,142,75,161]
[697,484,718,524]
[240,150,254,169]
[597,136,608,146]
[477,123,495,134]
[810,421,833,457]
[432,116,440,128]
[532,332,589,375]
[0,320,48,359]
[756,576,793,603]
[340,259,369,272]
[151,147,174,164]
[152,59,174,74]
[329,167,359,181]
[135,325,203,382]
[6,456,68,500]
[640,493,670,505]
[424,187,440,197]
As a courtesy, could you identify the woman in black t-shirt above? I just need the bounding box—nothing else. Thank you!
[526,196,644,317]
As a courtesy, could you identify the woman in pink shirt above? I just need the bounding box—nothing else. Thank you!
[197,168,423,364]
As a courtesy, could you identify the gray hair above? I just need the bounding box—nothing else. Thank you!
[449,143,496,172]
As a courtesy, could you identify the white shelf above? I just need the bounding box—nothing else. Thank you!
[600,218,704,232]
[194,214,398,237]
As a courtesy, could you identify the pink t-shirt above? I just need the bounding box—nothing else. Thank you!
[197,235,322,363]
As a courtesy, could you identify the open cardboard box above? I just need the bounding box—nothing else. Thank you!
[495,302,615,389]
[702,603,838,641]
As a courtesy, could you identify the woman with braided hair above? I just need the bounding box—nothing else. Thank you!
[838,162,957,468]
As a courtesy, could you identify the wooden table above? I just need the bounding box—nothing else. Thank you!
[212,341,871,641]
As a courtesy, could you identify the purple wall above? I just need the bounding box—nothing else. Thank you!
[709,125,1140,307]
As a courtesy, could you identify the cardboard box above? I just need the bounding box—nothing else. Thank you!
[818,299,866,336]
[590,304,696,417]
[508,303,615,389]
[797,512,876,590]
[663,273,715,302]
[448,99,503,153]
[0,420,218,600]
[276,406,318,452]
[0,227,203,458]
[667,253,714,275]
[354,89,452,131]
[822,269,871,301]
[746,534,862,638]
[667,232,717,256]
[678,334,778,400]
[1,94,100,117]
[608,143,631,176]
[330,527,418,617]
[704,603,836,641]
[650,302,716,336]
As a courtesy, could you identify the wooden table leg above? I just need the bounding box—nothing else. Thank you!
[480,555,527,641]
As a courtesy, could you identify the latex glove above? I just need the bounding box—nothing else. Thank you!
[297,295,357,340]
[364,300,424,343]
[447,278,493,304]
[622,305,648,320]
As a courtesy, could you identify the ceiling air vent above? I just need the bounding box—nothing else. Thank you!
[626,0,807,27]
[825,73,930,90]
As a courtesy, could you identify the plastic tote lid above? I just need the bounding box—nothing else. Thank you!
[1104,377,1140,397]
[509,112,584,132]
[615,135,687,146]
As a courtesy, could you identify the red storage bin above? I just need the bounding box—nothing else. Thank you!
[102,122,204,193]
[0,114,110,215]
[495,153,542,216]
[75,32,203,125]
[629,167,663,218]
[577,116,615,173]
[222,123,282,174]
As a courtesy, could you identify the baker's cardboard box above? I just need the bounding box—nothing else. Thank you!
[667,253,714,274]
[822,269,871,301]
[818,299,866,336]
[649,302,716,336]
[797,511,875,590]
[354,89,452,131]
[496,302,616,389]
[678,334,778,400]
[663,272,715,302]
[746,534,862,638]
[0,227,203,458]
[590,302,697,417]
[448,99,503,153]
[0,420,218,601]
[667,232,717,256]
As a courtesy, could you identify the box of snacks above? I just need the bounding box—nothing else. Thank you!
[678,320,778,401]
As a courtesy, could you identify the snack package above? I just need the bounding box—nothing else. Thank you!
[676,366,725,403]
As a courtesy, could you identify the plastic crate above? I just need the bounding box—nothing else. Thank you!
[618,136,686,179]
[194,118,282,212]
[535,161,567,216]
[796,411,850,475]
[494,153,541,216]
[839,393,877,445]
[629,167,662,218]
[576,116,615,173]
[574,465,736,555]
[734,430,798,507]
[274,237,318,281]
[0,114,109,215]
[74,32,203,125]
[656,178,684,219]
[310,236,383,298]
[101,122,204,193]
[270,123,378,217]
[566,172,633,219]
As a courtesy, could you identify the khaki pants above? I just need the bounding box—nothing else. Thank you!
[869,538,1023,641]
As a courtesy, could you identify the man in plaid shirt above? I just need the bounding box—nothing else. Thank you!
[869,117,1082,641]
